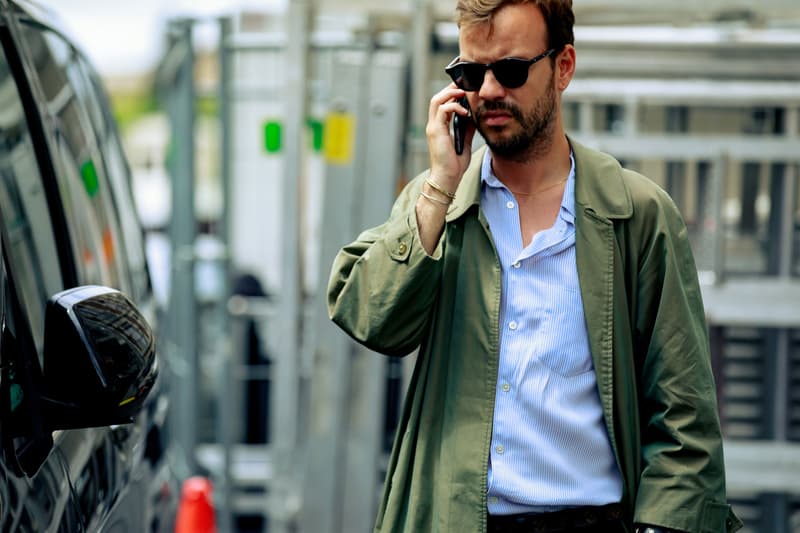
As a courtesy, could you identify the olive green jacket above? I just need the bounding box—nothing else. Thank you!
[328,139,743,533]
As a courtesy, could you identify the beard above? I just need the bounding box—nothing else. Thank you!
[474,74,557,163]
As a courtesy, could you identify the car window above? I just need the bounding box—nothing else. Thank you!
[74,54,149,302]
[0,36,61,355]
[16,23,131,294]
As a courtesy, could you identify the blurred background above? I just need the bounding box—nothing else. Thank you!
[52,0,800,531]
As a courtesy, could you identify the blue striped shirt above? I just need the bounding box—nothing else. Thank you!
[481,150,623,515]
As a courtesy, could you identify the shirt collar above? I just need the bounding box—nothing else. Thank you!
[480,149,576,219]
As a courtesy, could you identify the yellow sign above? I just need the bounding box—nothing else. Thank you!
[324,112,355,165]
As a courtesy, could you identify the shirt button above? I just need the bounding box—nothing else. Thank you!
[506,201,515,209]
[502,383,510,392]
[508,321,518,331]
[495,445,504,454]
[397,242,408,254]
[512,262,521,269]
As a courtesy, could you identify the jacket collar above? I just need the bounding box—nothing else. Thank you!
[445,135,633,222]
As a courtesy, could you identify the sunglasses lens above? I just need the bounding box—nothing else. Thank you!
[493,59,529,89]
[446,66,467,90]
[459,64,486,91]
[447,63,485,91]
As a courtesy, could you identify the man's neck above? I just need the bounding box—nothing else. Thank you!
[491,133,572,194]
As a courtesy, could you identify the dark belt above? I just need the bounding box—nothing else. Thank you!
[487,502,624,533]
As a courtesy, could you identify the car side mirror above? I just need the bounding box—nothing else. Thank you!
[41,285,158,430]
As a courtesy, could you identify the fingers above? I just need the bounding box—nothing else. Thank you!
[427,84,468,128]
[425,84,470,146]
[425,84,473,187]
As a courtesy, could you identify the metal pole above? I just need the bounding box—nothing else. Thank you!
[269,2,313,532]
[167,18,199,475]
[579,101,594,135]
[299,51,367,533]
[623,97,638,138]
[770,162,797,446]
[786,108,799,139]
[711,155,727,285]
[772,330,790,442]
[216,15,234,533]
[407,0,434,177]
[665,106,688,212]
[779,164,797,278]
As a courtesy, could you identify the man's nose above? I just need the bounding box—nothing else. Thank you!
[478,69,507,100]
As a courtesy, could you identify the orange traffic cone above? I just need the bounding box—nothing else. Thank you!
[175,476,217,533]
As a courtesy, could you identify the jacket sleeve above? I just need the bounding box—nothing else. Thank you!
[327,173,445,356]
[630,185,742,533]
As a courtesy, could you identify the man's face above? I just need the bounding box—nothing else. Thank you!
[459,3,560,161]
[475,71,557,160]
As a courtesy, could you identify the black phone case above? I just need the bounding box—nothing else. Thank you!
[453,97,470,155]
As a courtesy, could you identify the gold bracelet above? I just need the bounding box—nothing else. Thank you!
[424,177,456,200]
[420,190,451,206]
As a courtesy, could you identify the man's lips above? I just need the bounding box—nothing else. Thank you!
[481,111,512,126]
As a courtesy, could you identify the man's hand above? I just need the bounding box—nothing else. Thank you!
[425,84,475,195]
[415,84,476,255]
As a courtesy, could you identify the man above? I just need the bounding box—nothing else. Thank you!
[328,1,742,531]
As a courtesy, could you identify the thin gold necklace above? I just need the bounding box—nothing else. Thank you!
[507,176,568,197]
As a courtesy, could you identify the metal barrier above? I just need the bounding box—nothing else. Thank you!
[157,10,409,532]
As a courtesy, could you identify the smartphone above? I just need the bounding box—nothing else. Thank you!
[453,96,470,155]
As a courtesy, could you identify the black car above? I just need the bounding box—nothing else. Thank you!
[0,1,177,530]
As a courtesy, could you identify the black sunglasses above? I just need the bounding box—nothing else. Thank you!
[445,49,555,92]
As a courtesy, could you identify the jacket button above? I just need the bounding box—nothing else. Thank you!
[397,242,408,254]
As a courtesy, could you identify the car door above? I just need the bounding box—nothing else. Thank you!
[0,8,153,530]
[12,4,177,526]
[0,18,84,530]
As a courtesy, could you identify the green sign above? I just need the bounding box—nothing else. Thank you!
[264,121,282,153]
[307,119,324,153]
[80,160,99,197]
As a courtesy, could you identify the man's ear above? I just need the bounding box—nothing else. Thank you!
[555,44,576,92]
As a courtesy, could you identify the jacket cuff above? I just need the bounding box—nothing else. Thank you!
[634,500,742,533]
[400,209,444,260]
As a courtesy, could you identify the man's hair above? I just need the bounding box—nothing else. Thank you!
[455,0,574,51]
